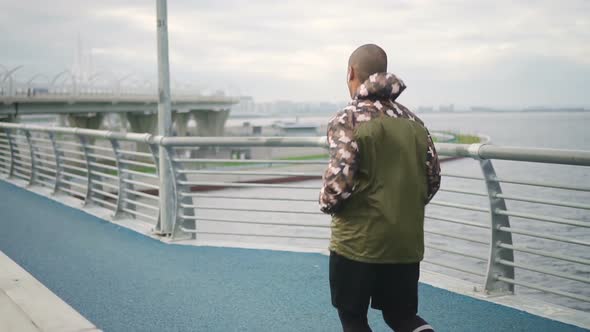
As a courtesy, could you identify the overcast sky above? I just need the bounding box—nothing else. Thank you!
[1,0,589,108]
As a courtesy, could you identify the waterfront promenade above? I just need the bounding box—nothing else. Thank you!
[0,180,587,331]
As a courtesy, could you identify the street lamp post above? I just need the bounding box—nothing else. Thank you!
[0,65,23,97]
[156,0,174,235]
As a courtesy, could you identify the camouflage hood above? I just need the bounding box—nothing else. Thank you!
[354,72,406,101]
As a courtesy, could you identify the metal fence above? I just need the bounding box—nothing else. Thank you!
[0,123,160,225]
[0,122,588,310]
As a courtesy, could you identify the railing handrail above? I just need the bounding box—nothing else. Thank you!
[1,123,588,166]
[436,143,590,166]
[0,122,155,144]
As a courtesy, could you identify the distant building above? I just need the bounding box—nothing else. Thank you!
[416,106,434,113]
[471,106,496,112]
[439,104,455,112]
[234,96,256,114]
[276,122,319,136]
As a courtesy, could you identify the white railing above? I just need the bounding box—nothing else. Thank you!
[0,122,588,311]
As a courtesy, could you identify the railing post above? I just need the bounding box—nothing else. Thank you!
[154,145,177,237]
[148,143,161,228]
[5,128,15,178]
[110,138,133,219]
[78,135,95,206]
[47,132,62,194]
[24,130,36,186]
[164,146,194,240]
[480,158,515,295]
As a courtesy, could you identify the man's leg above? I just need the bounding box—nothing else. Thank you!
[372,263,434,332]
[382,311,433,332]
[329,251,375,332]
[337,309,372,332]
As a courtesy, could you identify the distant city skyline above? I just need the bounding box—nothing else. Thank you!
[1,1,589,108]
[232,97,589,116]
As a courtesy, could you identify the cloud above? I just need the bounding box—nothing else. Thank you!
[0,0,589,107]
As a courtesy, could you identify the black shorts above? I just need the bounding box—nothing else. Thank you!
[329,251,419,316]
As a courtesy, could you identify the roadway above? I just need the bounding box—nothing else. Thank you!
[0,180,587,332]
[0,94,238,115]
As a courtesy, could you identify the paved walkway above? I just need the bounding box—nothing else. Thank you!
[0,251,100,332]
[0,180,587,332]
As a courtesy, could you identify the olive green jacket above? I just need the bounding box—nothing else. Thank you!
[320,72,441,263]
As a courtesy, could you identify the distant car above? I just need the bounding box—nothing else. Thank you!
[28,87,49,96]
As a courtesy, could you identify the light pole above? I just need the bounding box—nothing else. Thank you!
[50,70,76,94]
[156,0,174,235]
[111,73,135,97]
[0,65,23,97]
[26,74,50,95]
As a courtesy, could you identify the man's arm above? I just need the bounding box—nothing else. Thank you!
[425,130,441,203]
[319,110,359,214]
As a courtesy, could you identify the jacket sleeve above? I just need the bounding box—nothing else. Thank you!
[425,130,441,203]
[319,110,359,214]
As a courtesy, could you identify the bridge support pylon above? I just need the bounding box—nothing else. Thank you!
[66,113,105,131]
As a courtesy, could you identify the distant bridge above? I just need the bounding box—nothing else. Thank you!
[0,94,238,115]
[0,66,239,136]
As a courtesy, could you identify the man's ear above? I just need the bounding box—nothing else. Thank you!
[348,66,354,82]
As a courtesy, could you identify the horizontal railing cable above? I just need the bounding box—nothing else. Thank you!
[122,198,159,211]
[180,228,330,240]
[179,216,330,228]
[120,169,158,179]
[61,172,87,181]
[91,195,117,209]
[496,260,590,284]
[177,169,320,177]
[422,259,486,277]
[497,226,590,246]
[425,229,488,245]
[496,276,590,303]
[179,192,317,202]
[119,159,156,169]
[425,244,487,260]
[91,179,119,190]
[494,209,589,228]
[125,188,159,200]
[122,178,159,190]
[172,158,327,165]
[88,162,118,172]
[177,181,318,190]
[498,243,590,265]
[425,215,489,229]
[92,188,118,200]
[493,177,590,192]
[494,193,590,210]
[429,201,489,213]
[60,179,86,189]
[123,208,158,221]
[118,149,153,158]
[180,204,323,215]
[57,186,83,197]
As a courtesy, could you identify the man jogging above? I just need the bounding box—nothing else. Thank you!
[320,44,441,332]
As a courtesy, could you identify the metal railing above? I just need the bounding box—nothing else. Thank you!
[0,123,161,225]
[0,123,589,310]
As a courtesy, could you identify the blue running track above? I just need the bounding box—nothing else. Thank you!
[0,180,587,332]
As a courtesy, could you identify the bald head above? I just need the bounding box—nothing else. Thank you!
[348,44,387,84]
